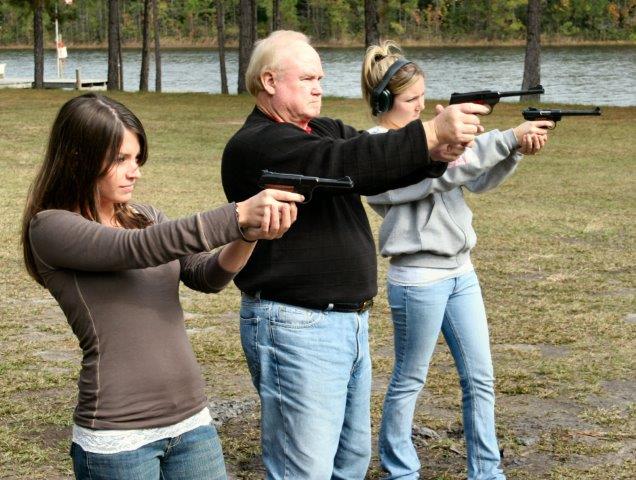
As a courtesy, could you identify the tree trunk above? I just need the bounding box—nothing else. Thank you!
[272,0,281,31]
[117,0,123,90]
[521,0,541,101]
[107,0,120,90]
[139,0,151,91]
[33,0,44,89]
[252,1,257,44]
[364,0,380,48]
[216,0,228,94]
[153,0,162,92]
[237,0,255,94]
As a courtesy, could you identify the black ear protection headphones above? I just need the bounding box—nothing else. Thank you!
[371,58,414,116]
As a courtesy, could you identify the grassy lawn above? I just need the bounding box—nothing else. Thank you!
[0,90,634,479]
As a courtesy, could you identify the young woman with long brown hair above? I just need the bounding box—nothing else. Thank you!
[21,93,302,479]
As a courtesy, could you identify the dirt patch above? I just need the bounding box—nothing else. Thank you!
[35,350,78,363]
[624,313,636,324]
[209,397,259,428]
[220,406,265,480]
[586,379,636,409]
[500,394,592,433]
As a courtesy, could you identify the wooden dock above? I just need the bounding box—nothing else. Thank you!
[0,77,106,90]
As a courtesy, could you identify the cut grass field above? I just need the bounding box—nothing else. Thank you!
[0,90,634,479]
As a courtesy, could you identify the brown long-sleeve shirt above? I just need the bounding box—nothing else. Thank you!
[28,203,241,429]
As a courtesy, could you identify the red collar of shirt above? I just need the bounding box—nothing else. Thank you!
[258,108,312,134]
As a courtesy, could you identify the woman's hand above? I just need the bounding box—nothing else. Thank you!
[430,143,466,162]
[513,121,552,155]
[236,189,304,241]
[518,133,547,155]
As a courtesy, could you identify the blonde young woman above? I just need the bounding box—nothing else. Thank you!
[362,42,552,479]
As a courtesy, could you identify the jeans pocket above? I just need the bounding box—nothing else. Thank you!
[270,303,321,329]
[239,300,260,324]
[239,315,260,386]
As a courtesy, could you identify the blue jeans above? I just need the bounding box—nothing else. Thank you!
[240,294,372,480]
[379,271,505,480]
[70,425,227,480]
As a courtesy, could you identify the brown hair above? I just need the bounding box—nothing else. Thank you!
[21,93,151,285]
[361,40,425,117]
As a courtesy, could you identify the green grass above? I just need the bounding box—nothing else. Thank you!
[0,89,634,478]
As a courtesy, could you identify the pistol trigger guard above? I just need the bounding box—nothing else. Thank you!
[300,191,313,204]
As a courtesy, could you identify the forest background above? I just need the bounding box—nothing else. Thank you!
[1,0,635,48]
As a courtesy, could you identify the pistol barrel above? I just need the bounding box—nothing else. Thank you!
[522,107,602,118]
[554,107,602,116]
[522,107,602,128]
[500,84,545,98]
[258,170,353,191]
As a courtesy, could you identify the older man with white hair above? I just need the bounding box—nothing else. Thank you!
[221,30,488,479]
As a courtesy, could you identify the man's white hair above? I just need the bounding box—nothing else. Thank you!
[245,30,311,97]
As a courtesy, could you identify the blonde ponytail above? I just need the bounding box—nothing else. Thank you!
[361,40,425,117]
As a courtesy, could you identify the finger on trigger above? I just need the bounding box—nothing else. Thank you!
[260,205,271,233]
[269,203,281,232]
[280,202,291,231]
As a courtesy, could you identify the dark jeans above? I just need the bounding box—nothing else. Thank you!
[70,425,227,480]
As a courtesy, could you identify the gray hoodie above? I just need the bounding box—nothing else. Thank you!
[366,127,521,268]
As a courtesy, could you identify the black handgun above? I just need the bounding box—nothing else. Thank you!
[450,85,545,114]
[257,170,354,203]
[522,107,601,129]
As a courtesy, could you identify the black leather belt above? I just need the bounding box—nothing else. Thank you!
[250,293,373,313]
[325,299,374,313]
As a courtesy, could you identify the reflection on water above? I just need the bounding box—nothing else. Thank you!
[1,46,634,106]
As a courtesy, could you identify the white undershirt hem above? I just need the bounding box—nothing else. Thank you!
[72,407,212,454]
[388,259,474,286]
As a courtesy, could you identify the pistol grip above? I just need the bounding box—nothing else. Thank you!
[265,184,295,193]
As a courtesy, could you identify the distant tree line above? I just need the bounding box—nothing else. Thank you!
[1,0,634,46]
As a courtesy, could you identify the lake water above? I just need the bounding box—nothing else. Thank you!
[1,46,634,106]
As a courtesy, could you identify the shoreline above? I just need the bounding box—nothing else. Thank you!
[1,38,634,51]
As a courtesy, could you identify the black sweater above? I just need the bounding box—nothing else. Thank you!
[221,107,446,309]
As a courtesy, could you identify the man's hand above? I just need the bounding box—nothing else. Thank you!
[429,104,468,162]
[236,189,304,240]
[430,143,466,162]
[422,103,489,154]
